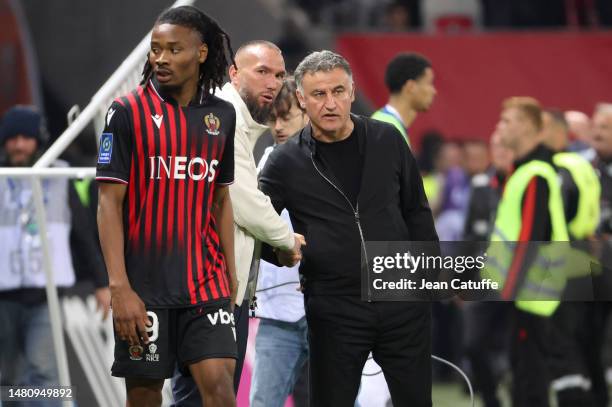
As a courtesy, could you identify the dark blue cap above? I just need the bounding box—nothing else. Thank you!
[0,105,45,145]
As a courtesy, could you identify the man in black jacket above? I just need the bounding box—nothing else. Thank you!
[259,50,439,407]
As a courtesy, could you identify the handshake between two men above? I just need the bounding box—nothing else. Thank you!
[275,233,307,267]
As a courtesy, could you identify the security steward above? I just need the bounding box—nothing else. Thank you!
[484,97,570,407]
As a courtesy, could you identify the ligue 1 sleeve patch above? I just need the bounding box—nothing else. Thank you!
[98,133,113,164]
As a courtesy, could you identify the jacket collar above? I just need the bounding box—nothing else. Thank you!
[300,114,366,155]
[513,143,554,169]
[218,82,268,148]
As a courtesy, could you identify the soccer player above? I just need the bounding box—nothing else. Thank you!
[96,6,238,406]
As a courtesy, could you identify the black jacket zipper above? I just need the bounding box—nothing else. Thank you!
[310,152,372,302]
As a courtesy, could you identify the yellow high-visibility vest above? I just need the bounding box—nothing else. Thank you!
[553,152,600,239]
[484,160,569,316]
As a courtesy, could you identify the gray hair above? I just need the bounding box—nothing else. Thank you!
[294,50,353,92]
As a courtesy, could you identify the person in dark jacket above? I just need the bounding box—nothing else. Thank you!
[259,50,439,407]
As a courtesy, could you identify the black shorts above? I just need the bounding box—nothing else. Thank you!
[111,299,237,379]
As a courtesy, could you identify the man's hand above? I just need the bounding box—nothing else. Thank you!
[95,287,111,321]
[110,285,151,346]
[277,233,306,267]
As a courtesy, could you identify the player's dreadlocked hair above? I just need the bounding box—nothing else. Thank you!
[140,6,234,98]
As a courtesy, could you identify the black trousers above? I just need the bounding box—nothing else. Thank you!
[512,303,611,407]
[511,309,553,407]
[583,302,611,407]
[463,302,511,407]
[550,302,610,407]
[305,295,432,407]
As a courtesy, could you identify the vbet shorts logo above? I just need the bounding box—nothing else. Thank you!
[207,308,236,341]
[98,133,113,164]
[207,308,234,325]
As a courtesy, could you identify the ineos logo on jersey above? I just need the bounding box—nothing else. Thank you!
[149,156,219,181]
[207,308,235,326]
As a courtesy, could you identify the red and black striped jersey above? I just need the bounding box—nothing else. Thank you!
[96,80,235,307]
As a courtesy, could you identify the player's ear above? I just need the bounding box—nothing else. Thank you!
[296,88,306,110]
[402,79,415,95]
[199,43,208,64]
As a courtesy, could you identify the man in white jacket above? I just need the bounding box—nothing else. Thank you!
[172,40,304,405]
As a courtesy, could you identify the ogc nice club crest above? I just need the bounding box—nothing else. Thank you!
[205,113,220,136]
[128,345,144,361]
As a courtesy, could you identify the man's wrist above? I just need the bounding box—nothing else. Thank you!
[109,280,131,293]
[280,233,296,251]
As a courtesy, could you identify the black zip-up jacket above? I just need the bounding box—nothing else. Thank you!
[259,115,439,297]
